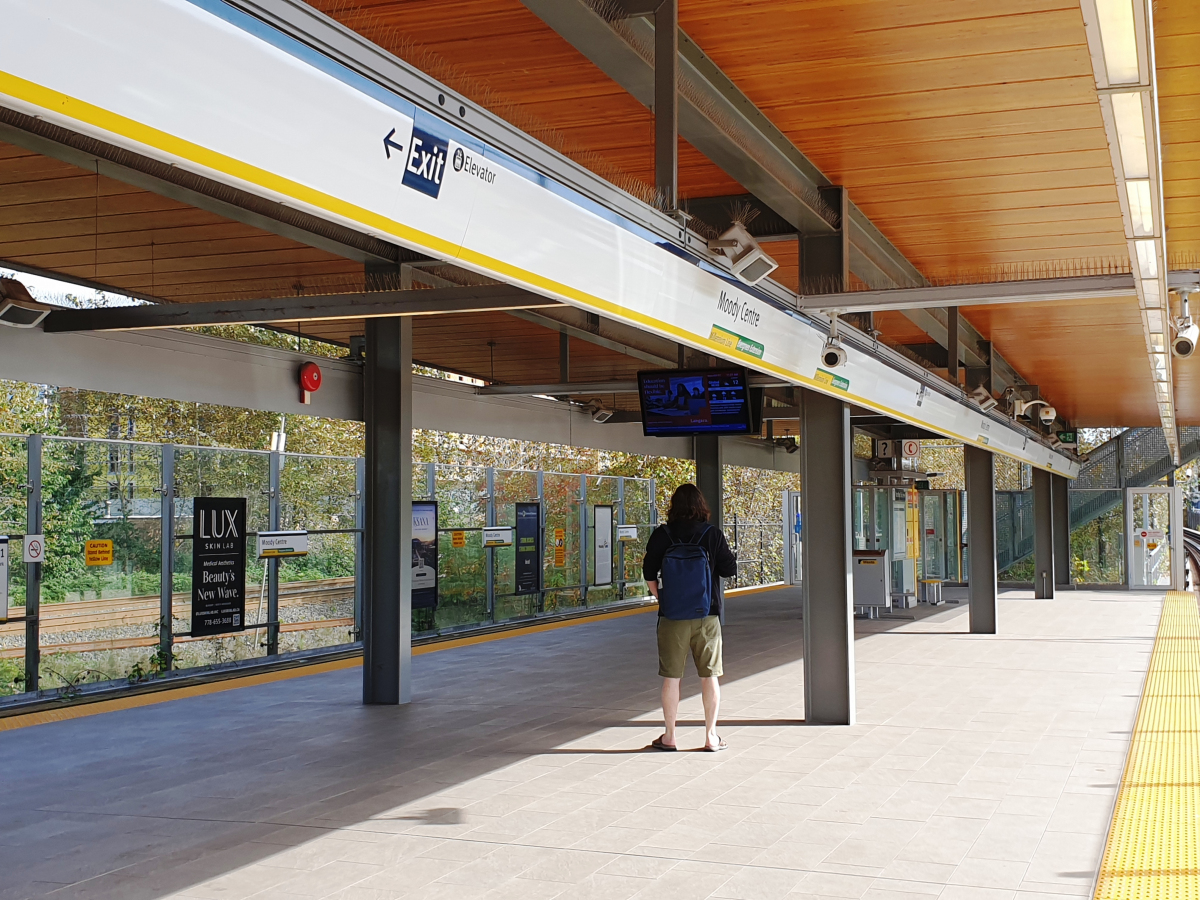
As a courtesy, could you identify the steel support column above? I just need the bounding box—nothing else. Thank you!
[801,186,849,293]
[158,444,175,670]
[1052,474,1070,587]
[946,307,959,386]
[800,388,854,725]
[1033,468,1055,599]
[362,316,413,705]
[654,0,678,210]
[694,434,723,529]
[965,445,997,634]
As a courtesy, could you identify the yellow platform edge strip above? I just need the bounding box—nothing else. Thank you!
[1094,590,1200,900]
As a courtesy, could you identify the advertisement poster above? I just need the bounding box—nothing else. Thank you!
[412,501,438,610]
[593,505,613,587]
[191,497,247,636]
[515,503,541,595]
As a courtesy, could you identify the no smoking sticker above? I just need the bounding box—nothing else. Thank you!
[23,534,44,563]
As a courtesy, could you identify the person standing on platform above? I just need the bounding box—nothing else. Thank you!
[642,483,737,752]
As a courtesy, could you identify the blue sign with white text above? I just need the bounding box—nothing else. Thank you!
[403,126,449,198]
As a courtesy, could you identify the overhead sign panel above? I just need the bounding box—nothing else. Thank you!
[0,0,1077,478]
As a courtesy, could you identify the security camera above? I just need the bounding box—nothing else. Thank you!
[1038,405,1057,424]
[969,385,998,411]
[820,314,847,368]
[0,278,52,328]
[1175,322,1199,357]
[821,339,847,369]
[589,403,614,423]
[1174,289,1198,357]
[707,222,779,287]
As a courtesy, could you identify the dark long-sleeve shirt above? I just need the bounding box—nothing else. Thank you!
[642,520,737,618]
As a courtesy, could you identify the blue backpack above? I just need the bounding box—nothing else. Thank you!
[657,524,713,620]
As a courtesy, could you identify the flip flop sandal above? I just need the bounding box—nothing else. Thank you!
[650,735,678,752]
[704,737,728,752]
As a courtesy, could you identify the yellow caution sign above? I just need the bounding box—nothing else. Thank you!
[553,528,566,567]
[451,530,466,549]
[85,540,113,566]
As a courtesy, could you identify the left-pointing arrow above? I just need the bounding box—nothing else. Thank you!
[384,127,404,160]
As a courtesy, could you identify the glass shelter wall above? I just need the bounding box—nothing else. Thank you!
[0,434,670,702]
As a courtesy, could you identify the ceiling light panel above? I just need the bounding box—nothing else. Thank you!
[1080,0,1177,461]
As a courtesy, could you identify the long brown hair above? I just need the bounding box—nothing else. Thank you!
[666,483,710,524]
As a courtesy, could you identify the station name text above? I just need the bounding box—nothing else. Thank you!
[715,290,760,329]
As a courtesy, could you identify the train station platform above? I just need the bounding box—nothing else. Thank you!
[1,586,1169,900]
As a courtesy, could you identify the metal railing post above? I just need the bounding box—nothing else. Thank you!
[354,456,366,641]
[486,466,495,623]
[426,462,435,500]
[24,434,42,693]
[617,477,625,602]
[580,474,588,604]
[159,444,175,671]
[536,469,545,613]
[267,450,281,655]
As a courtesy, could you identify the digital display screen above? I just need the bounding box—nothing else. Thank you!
[638,369,754,437]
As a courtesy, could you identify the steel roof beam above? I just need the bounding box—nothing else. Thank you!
[41,285,559,332]
[519,0,923,289]
[803,274,1138,313]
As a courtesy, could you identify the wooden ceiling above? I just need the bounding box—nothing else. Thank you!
[304,0,1164,424]
[0,143,364,303]
[4,0,1200,427]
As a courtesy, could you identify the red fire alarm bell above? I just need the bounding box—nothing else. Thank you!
[299,362,322,404]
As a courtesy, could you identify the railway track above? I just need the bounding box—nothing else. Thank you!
[1183,527,1200,589]
[0,577,356,659]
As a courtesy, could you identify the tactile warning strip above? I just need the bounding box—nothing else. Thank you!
[1095,591,1200,900]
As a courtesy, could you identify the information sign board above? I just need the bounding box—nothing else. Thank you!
[257,531,309,558]
[191,497,247,636]
[412,501,438,610]
[593,505,613,587]
[482,527,514,548]
[901,439,921,459]
[515,503,541,595]
[85,540,114,566]
[617,525,640,542]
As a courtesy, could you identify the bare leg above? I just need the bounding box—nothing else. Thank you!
[701,676,721,748]
[661,677,681,747]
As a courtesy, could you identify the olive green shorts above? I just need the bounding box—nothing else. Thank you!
[657,615,723,678]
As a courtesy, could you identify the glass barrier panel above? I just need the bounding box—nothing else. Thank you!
[620,478,652,600]
[426,465,489,633]
[37,438,164,690]
[172,447,270,668]
[275,532,357,651]
[0,435,28,694]
[1069,490,1124,584]
[542,473,583,612]
[492,469,538,623]
[584,476,621,607]
[276,454,359,648]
